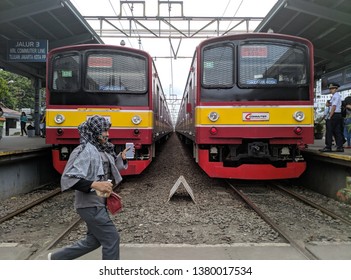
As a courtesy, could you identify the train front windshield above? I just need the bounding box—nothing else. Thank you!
[238,43,307,87]
[49,51,148,106]
[201,39,310,101]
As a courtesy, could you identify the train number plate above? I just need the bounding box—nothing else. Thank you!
[242,112,269,121]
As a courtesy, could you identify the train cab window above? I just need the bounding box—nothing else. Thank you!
[238,42,308,88]
[85,53,147,93]
[52,54,80,92]
[202,45,234,87]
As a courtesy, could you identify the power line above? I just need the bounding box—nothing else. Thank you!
[108,0,134,47]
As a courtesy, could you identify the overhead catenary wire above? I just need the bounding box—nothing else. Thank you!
[125,1,144,50]
[212,0,232,37]
[224,0,244,35]
[108,0,144,50]
[105,0,134,48]
[167,0,174,97]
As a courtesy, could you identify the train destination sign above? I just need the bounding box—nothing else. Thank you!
[7,40,48,62]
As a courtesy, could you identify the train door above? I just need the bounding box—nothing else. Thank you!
[159,94,164,135]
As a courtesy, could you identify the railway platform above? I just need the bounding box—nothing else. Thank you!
[0,135,50,154]
[1,242,351,260]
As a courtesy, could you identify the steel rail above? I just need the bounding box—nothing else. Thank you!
[0,187,61,224]
[45,217,82,250]
[226,180,318,260]
[273,183,351,226]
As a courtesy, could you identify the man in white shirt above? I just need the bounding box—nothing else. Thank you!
[319,83,344,152]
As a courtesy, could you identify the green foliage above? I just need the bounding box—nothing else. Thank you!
[0,76,15,108]
[0,70,43,111]
[314,119,324,134]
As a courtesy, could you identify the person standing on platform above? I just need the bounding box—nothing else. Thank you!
[320,100,332,146]
[20,111,28,136]
[319,83,344,152]
[0,107,5,140]
[48,115,130,260]
[40,112,46,138]
[344,102,351,148]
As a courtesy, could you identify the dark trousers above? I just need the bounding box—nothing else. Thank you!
[325,113,344,149]
[20,122,27,135]
[324,119,331,146]
[51,207,120,260]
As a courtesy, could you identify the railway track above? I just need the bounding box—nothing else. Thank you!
[226,180,351,260]
[1,134,351,260]
[272,183,351,227]
[0,184,61,224]
[226,180,318,259]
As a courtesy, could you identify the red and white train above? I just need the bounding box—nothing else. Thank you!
[45,44,173,175]
[176,33,314,180]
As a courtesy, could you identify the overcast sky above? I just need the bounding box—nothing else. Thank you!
[70,0,278,118]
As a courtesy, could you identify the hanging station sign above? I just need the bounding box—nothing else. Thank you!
[7,40,48,62]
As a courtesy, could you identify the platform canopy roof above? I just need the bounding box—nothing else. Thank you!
[255,0,351,79]
[1,0,351,84]
[0,0,103,81]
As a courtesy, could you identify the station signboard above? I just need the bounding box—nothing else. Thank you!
[321,66,351,94]
[7,40,48,62]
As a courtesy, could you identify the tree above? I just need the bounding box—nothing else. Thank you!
[0,75,16,109]
[0,70,37,110]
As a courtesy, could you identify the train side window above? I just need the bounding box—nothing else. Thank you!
[202,45,234,88]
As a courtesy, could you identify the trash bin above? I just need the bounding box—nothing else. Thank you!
[27,129,35,137]
[27,124,35,137]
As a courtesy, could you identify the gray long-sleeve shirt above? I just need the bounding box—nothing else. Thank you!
[61,142,127,209]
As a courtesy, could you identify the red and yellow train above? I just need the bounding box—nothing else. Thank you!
[45,44,172,175]
[176,33,314,180]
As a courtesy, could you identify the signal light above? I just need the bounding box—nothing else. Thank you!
[294,127,303,135]
[209,127,218,135]
[134,129,140,135]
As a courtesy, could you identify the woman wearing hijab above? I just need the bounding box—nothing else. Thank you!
[49,115,129,260]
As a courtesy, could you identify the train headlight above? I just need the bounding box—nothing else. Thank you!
[293,111,305,122]
[131,115,142,125]
[208,111,219,122]
[54,114,65,124]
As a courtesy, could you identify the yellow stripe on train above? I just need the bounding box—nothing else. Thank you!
[195,106,314,125]
[46,109,153,128]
